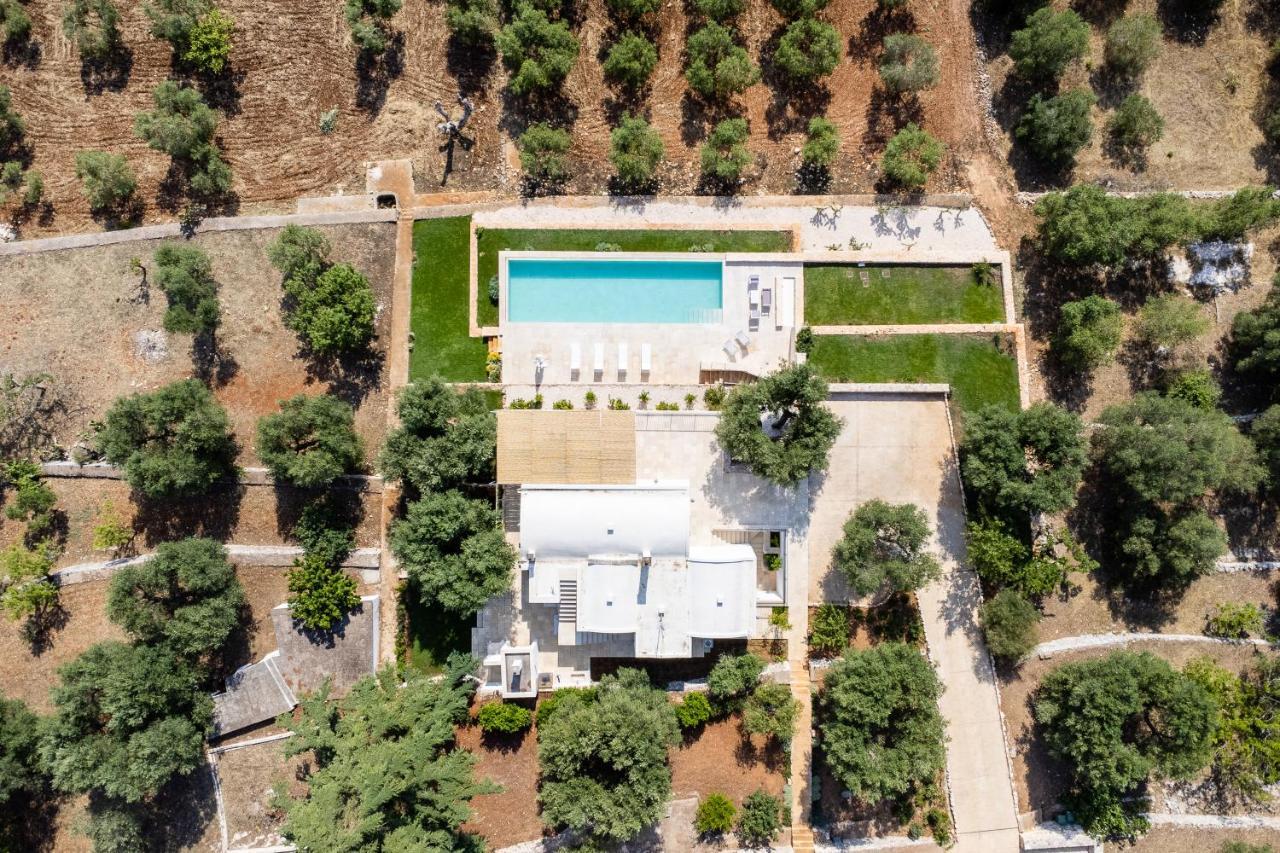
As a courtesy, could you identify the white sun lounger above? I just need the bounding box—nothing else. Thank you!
[722,339,736,359]
[570,343,581,378]
[617,342,628,379]
[640,343,651,378]
[593,343,605,376]
[761,288,772,315]
[735,330,751,351]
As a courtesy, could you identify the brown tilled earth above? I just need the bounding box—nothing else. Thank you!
[4,0,986,237]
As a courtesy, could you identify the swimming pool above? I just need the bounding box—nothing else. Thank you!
[506,257,724,324]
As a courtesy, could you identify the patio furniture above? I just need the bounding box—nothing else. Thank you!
[640,343,651,378]
[617,342,628,380]
[722,339,736,359]
[761,288,772,315]
[593,343,605,377]
[735,330,751,351]
[570,343,581,379]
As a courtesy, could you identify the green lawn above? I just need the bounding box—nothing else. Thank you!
[807,333,1020,415]
[410,216,489,383]
[401,596,473,677]
[803,264,1004,325]
[475,227,795,327]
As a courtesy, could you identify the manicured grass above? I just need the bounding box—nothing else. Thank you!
[402,596,473,677]
[410,216,489,383]
[803,264,1004,325]
[807,333,1020,415]
[475,227,795,327]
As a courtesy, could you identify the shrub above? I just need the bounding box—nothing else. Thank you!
[966,517,1027,581]
[1055,295,1122,370]
[695,793,736,836]
[809,602,850,655]
[344,0,402,54]
[1252,404,1280,489]
[676,690,713,729]
[604,31,658,89]
[1230,286,1280,393]
[183,8,234,74]
[1198,186,1280,242]
[286,554,359,632]
[1104,13,1160,78]
[153,243,220,334]
[1205,602,1265,639]
[390,491,515,614]
[75,151,136,214]
[257,394,362,489]
[795,326,815,353]
[537,669,680,844]
[714,363,841,485]
[1186,657,1280,808]
[694,0,743,19]
[880,123,943,191]
[802,117,839,168]
[707,652,765,706]
[737,789,783,845]
[92,502,133,555]
[742,682,799,742]
[980,589,1040,662]
[1135,294,1206,351]
[269,226,376,358]
[606,0,660,20]
[3,460,57,542]
[609,113,664,188]
[0,85,23,155]
[703,384,726,410]
[63,0,123,62]
[960,402,1087,517]
[1033,651,1217,837]
[133,81,231,197]
[833,499,940,597]
[770,0,828,18]
[97,379,237,498]
[0,0,31,44]
[0,543,56,622]
[926,808,952,846]
[878,34,939,95]
[1034,185,1197,267]
[497,6,579,96]
[477,700,534,734]
[686,23,759,100]
[1016,89,1095,168]
[1108,94,1163,158]
[1009,7,1088,82]
[536,686,596,726]
[700,117,751,186]
[518,122,571,184]
[1165,369,1221,410]
[821,643,945,802]
[106,537,244,660]
[774,18,841,83]
[445,0,497,44]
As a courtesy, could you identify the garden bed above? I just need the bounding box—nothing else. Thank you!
[806,594,926,661]
[475,227,795,327]
[803,263,1004,325]
[398,594,473,677]
[807,332,1020,415]
[410,216,489,383]
[455,707,545,849]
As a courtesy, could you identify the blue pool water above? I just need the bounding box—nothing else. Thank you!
[506,258,724,323]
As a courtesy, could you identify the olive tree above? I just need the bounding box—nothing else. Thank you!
[378,378,496,495]
[153,243,220,334]
[1135,294,1207,350]
[390,491,515,615]
[1108,94,1163,160]
[686,23,759,100]
[537,669,681,845]
[496,6,579,97]
[96,379,237,498]
[344,0,402,54]
[106,537,245,660]
[1104,13,1160,79]
[268,225,377,358]
[1230,281,1280,394]
[774,18,841,83]
[802,116,839,168]
[959,402,1087,517]
[518,122,572,184]
[63,0,123,62]
[1054,295,1122,370]
[1034,185,1197,267]
[878,34,938,95]
[1016,89,1095,168]
[75,151,137,215]
[1008,7,1088,82]
[832,499,940,597]
[133,81,232,197]
[880,123,943,191]
[257,394,362,489]
[609,113,664,188]
[714,363,842,486]
[603,31,658,90]
[444,0,497,45]
[0,691,43,817]
[980,589,1039,662]
[700,117,751,187]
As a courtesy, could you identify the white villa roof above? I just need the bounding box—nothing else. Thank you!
[577,561,642,634]
[688,545,756,639]
[519,482,690,559]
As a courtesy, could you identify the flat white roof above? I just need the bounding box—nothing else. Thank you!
[577,562,641,634]
[688,545,756,639]
[519,482,690,559]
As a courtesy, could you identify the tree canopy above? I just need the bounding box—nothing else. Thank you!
[960,402,1086,517]
[1034,651,1218,838]
[268,225,377,359]
[537,669,681,844]
[75,150,136,215]
[603,31,658,89]
[880,123,943,191]
[97,379,237,499]
[496,6,579,97]
[1016,89,1095,168]
[153,243,220,335]
[714,363,842,486]
[0,690,42,810]
[39,641,212,804]
[1184,656,1280,806]
[1229,282,1280,396]
[379,378,495,495]
[106,537,244,660]
[257,394,363,489]
[609,113,664,188]
[878,34,939,94]
[832,499,940,597]
[774,17,841,83]
[1008,6,1088,82]
[820,643,946,803]
[389,491,515,614]
[133,81,231,197]
[277,664,492,851]
[686,23,760,100]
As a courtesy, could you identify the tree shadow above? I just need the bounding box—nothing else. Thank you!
[1088,64,1138,111]
[355,34,405,114]
[478,723,533,754]
[1071,0,1126,27]
[0,785,60,853]
[863,86,923,149]
[446,37,497,97]
[2,37,40,69]
[795,163,831,194]
[21,600,69,656]
[498,88,580,141]
[90,194,145,231]
[146,765,220,851]
[679,92,719,147]
[303,346,386,409]
[193,329,240,388]
[1156,0,1222,45]
[273,485,365,546]
[134,482,244,547]
[79,46,133,95]
[196,65,246,118]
